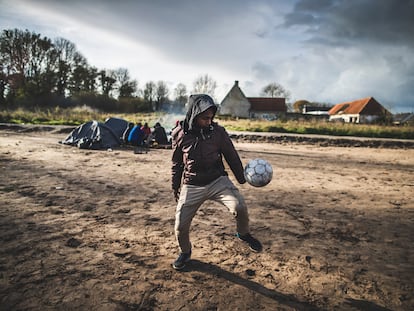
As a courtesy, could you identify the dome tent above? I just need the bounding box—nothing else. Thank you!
[61,120,123,149]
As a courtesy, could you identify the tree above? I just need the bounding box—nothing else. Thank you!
[69,55,97,95]
[0,63,6,105]
[155,80,169,111]
[143,81,156,111]
[261,82,291,102]
[0,29,57,105]
[293,100,310,113]
[192,74,217,97]
[173,82,188,112]
[1,28,144,109]
[27,33,57,100]
[1,29,94,106]
[53,37,78,97]
[0,29,31,81]
[114,68,137,98]
[98,69,117,97]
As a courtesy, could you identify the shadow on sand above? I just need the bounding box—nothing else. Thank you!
[183,259,319,310]
[180,260,393,311]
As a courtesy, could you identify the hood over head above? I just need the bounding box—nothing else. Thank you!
[184,94,217,132]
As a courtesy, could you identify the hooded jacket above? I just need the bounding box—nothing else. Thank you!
[171,94,246,190]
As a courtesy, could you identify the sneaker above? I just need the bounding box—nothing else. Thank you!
[172,251,191,270]
[236,233,263,252]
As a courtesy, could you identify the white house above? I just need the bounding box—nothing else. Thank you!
[329,97,390,123]
[219,81,287,119]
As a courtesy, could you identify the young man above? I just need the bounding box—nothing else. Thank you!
[171,94,262,270]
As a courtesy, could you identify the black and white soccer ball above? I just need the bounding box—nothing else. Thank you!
[244,158,273,187]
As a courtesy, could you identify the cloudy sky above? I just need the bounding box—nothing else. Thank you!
[1,0,413,112]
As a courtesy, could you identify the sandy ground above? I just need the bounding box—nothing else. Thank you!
[0,126,413,311]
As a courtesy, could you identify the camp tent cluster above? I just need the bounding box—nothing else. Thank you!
[60,117,130,149]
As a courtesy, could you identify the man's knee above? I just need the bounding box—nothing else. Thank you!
[175,221,191,236]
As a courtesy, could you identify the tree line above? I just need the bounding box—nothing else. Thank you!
[1,28,314,113]
[0,29,217,113]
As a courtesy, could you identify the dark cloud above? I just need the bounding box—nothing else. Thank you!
[39,0,247,40]
[283,0,414,47]
[283,11,317,28]
[32,0,267,66]
[295,0,333,11]
[279,0,414,112]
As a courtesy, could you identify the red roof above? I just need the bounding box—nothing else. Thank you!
[329,97,388,115]
[247,97,286,112]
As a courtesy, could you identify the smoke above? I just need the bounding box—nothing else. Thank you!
[154,113,185,131]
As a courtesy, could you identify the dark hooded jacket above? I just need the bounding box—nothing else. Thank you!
[171,94,246,190]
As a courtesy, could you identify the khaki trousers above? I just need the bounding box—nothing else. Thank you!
[174,176,250,253]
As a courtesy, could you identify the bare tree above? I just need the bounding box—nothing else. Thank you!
[261,82,291,102]
[174,83,188,110]
[143,81,156,110]
[192,74,217,97]
[155,80,169,111]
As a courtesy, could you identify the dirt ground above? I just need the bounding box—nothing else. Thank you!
[0,125,413,311]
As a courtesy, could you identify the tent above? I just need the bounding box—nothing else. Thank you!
[61,120,126,149]
[104,117,131,141]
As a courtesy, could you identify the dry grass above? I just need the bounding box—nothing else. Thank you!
[1,107,413,139]
[218,118,414,139]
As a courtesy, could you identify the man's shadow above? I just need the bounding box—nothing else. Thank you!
[183,259,319,310]
[182,260,393,311]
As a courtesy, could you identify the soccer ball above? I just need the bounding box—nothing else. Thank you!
[244,158,273,187]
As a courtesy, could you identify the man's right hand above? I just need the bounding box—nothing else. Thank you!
[173,188,180,202]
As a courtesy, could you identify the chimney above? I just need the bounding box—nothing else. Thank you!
[235,80,239,86]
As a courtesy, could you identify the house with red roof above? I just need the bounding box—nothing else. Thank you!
[219,81,287,119]
[328,97,390,124]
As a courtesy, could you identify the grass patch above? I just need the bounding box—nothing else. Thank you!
[1,107,413,139]
[218,119,414,139]
[0,107,166,127]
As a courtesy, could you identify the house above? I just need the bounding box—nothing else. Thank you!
[219,81,287,119]
[248,97,287,120]
[219,81,251,118]
[392,113,414,126]
[328,97,390,123]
